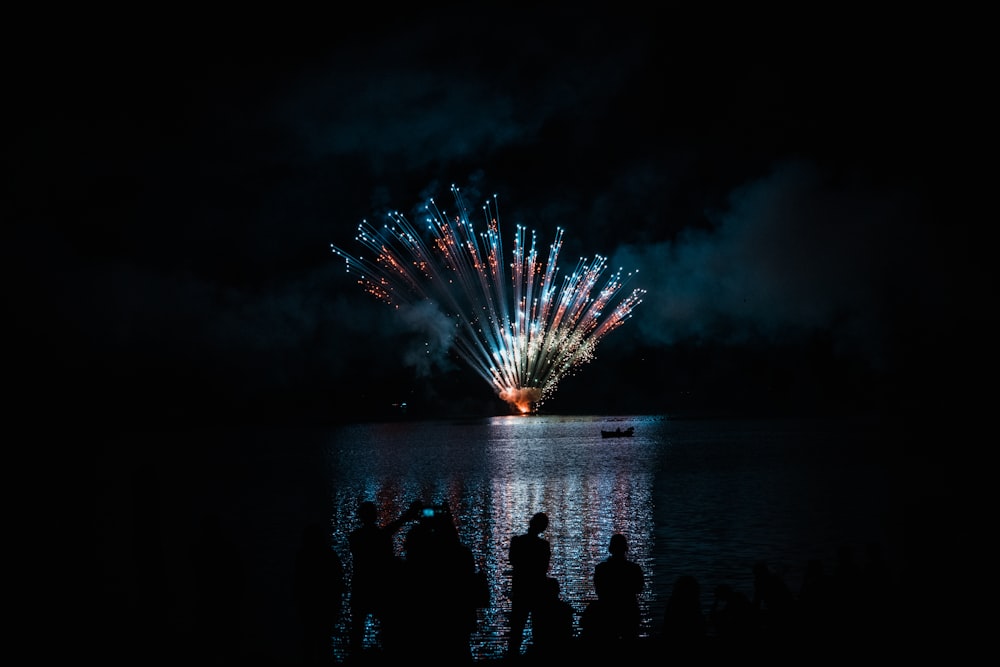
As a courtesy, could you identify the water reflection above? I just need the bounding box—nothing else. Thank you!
[97,414,892,663]
[321,414,891,663]
[326,415,659,661]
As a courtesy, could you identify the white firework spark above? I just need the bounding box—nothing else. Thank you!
[331,185,645,414]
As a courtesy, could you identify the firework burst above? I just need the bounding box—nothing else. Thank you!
[330,185,645,414]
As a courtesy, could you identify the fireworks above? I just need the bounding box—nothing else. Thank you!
[330,185,645,414]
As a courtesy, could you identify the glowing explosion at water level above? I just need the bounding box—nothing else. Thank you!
[330,185,645,414]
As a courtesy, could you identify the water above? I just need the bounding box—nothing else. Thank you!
[99,414,899,662]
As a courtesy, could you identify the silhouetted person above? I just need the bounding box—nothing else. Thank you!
[751,560,796,638]
[294,521,346,664]
[191,512,245,663]
[709,584,758,647]
[585,533,645,646]
[507,511,551,658]
[797,557,834,642]
[860,540,896,643]
[862,540,892,599]
[830,543,864,638]
[127,464,169,661]
[388,502,482,666]
[347,500,416,656]
[525,576,576,661]
[660,574,706,650]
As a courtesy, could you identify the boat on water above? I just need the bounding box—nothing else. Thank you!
[601,426,634,438]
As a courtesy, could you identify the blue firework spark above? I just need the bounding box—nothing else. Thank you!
[330,185,645,413]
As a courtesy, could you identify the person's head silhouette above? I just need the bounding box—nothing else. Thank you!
[609,533,628,556]
[358,501,378,525]
[529,512,549,535]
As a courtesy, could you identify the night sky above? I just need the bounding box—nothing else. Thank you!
[11,5,989,430]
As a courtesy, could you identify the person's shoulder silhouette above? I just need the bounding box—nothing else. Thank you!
[346,500,417,658]
[390,502,479,665]
[348,501,397,568]
[661,573,706,647]
[589,533,645,645]
[710,583,758,646]
[594,533,644,602]
[526,576,576,660]
[509,512,551,568]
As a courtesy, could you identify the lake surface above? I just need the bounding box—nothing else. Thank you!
[97,414,901,662]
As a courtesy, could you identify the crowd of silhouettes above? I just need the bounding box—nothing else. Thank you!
[282,500,898,664]
[340,500,488,666]
[392,502,482,664]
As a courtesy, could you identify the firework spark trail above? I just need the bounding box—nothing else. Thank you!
[331,185,646,414]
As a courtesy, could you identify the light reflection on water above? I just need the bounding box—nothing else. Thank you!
[326,414,660,660]
[99,414,893,662]
[321,414,891,662]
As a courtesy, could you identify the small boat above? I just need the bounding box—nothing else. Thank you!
[601,426,634,438]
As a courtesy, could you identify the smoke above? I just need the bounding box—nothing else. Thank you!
[396,300,458,377]
[614,159,917,370]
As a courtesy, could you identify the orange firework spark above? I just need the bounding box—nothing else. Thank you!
[331,185,645,414]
